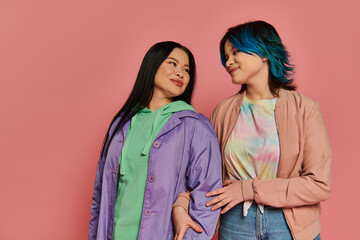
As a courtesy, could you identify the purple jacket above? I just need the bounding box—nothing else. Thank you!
[89,110,222,240]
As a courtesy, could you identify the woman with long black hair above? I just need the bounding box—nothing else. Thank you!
[89,41,222,240]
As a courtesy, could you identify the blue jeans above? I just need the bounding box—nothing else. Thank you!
[219,202,321,240]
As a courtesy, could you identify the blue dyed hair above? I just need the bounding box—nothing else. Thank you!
[220,21,296,94]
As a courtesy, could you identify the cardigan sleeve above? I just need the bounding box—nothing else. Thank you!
[247,101,332,207]
[183,115,223,240]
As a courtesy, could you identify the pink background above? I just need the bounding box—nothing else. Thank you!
[1,0,359,239]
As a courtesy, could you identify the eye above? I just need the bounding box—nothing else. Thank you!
[233,50,240,55]
[168,61,176,67]
[183,68,190,73]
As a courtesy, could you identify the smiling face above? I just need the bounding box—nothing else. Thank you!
[223,40,267,86]
[153,48,190,101]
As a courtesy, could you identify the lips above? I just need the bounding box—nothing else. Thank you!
[170,79,183,87]
[228,67,239,75]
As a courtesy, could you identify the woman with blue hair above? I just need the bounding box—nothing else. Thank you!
[172,21,331,240]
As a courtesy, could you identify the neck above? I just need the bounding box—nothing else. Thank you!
[245,83,274,100]
[245,63,275,100]
[147,95,172,111]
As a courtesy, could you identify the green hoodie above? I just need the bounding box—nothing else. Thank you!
[113,100,195,240]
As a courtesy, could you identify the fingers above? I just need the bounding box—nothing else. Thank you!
[206,186,226,197]
[206,192,227,207]
[223,180,235,186]
[175,227,187,240]
[220,201,237,214]
[189,220,203,233]
[211,197,231,211]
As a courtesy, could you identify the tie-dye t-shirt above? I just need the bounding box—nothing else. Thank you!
[224,96,280,215]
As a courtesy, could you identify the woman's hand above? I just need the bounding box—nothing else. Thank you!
[206,180,244,214]
[172,206,203,240]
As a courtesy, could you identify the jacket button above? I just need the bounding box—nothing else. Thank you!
[148,175,155,182]
[153,141,160,148]
[144,209,151,216]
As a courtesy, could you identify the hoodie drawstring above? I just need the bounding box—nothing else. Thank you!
[141,105,168,156]
[119,105,168,176]
[119,114,137,176]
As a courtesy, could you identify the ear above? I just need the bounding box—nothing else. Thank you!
[262,57,268,62]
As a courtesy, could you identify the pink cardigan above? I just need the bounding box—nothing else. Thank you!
[211,89,331,240]
[174,89,331,239]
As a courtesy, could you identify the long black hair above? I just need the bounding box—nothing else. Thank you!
[101,41,196,158]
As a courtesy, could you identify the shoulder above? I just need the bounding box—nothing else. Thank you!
[108,114,123,133]
[175,111,216,136]
[107,113,130,137]
[194,113,214,131]
[213,93,241,113]
[181,111,213,127]
[211,93,242,123]
[280,90,319,110]
[283,90,316,103]
[279,90,324,123]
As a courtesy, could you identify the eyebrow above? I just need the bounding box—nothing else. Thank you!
[224,46,239,58]
[167,57,190,67]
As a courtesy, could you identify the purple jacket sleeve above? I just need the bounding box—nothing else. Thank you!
[88,153,105,240]
[184,115,222,240]
[88,117,120,240]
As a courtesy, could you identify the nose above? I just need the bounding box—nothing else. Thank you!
[225,56,234,68]
[175,68,184,79]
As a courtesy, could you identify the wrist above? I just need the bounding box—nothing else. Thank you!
[172,196,190,213]
[241,179,254,201]
[172,205,187,213]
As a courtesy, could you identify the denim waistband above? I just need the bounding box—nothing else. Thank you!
[241,201,283,211]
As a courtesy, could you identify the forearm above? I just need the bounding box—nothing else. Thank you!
[183,227,217,240]
[252,174,331,208]
[187,208,220,239]
[188,176,222,238]
[173,191,191,212]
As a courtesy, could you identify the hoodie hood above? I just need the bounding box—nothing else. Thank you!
[119,101,195,175]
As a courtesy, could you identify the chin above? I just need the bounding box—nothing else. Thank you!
[231,78,244,85]
[169,90,185,99]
